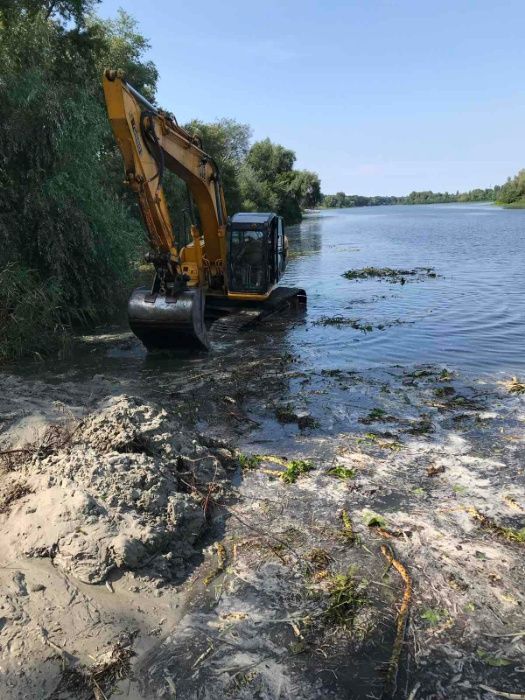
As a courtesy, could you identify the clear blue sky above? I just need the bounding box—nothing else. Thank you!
[98,0,525,196]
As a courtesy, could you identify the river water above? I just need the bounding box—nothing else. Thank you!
[16,201,524,386]
[284,203,525,377]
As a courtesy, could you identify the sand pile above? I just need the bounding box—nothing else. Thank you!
[0,395,234,584]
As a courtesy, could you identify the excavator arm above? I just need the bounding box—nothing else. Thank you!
[103,70,227,291]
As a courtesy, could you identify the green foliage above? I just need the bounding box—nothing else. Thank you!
[0,1,97,28]
[342,267,436,281]
[0,264,69,361]
[281,459,314,484]
[313,316,373,332]
[185,118,251,215]
[0,6,150,359]
[362,511,387,527]
[476,649,512,666]
[237,453,263,470]
[87,10,158,100]
[168,128,321,227]
[496,169,525,206]
[240,139,321,224]
[365,408,388,421]
[324,568,367,628]
[321,168,525,210]
[327,465,356,480]
[420,608,446,626]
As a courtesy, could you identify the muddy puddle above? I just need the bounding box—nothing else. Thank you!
[1,204,525,699]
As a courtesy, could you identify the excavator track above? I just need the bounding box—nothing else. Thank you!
[208,310,261,343]
[207,286,307,343]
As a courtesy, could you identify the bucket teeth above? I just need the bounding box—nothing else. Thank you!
[128,286,210,350]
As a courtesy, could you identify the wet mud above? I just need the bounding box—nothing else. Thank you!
[1,325,524,699]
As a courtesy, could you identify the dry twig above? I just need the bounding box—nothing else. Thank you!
[380,544,412,699]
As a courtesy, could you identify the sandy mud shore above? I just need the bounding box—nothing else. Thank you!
[0,337,524,699]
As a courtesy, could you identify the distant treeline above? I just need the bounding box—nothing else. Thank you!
[322,169,525,209]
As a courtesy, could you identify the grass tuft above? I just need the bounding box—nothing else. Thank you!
[327,465,356,480]
[281,459,314,484]
[237,453,263,470]
[324,568,367,628]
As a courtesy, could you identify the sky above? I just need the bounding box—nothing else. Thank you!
[98,0,525,196]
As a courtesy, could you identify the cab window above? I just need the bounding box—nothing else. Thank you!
[229,229,267,292]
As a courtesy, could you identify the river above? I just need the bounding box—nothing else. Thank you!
[284,203,525,376]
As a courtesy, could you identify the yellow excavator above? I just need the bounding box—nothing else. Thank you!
[102,70,306,350]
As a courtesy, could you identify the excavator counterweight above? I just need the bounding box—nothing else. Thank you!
[102,70,305,350]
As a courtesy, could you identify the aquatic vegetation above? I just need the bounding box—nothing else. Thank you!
[435,385,455,397]
[342,266,437,283]
[237,453,263,470]
[467,507,525,543]
[275,403,297,423]
[297,414,320,430]
[360,407,396,423]
[314,316,408,332]
[356,432,403,451]
[408,368,435,378]
[324,568,367,628]
[362,511,387,528]
[275,404,318,429]
[502,376,525,394]
[314,316,373,332]
[406,416,434,435]
[321,368,345,377]
[281,459,314,484]
[476,649,512,667]
[340,510,358,543]
[421,608,446,626]
[327,465,356,480]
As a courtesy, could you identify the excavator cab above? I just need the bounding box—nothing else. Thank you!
[227,213,287,294]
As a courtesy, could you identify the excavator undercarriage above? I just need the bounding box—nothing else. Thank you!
[128,284,306,351]
[103,71,306,350]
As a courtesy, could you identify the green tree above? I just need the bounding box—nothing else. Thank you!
[239,138,311,224]
[291,170,322,209]
[0,4,155,359]
[497,170,525,205]
[185,118,251,215]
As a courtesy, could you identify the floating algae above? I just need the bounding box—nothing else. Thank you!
[314,316,409,332]
[342,266,437,283]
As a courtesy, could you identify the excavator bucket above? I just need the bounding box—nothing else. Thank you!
[128,286,210,351]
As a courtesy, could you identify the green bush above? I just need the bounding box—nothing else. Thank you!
[0,7,151,360]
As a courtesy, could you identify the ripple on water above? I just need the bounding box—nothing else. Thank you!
[283,203,525,375]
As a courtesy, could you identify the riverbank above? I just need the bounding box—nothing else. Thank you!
[1,333,524,699]
[495,199,525,209]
